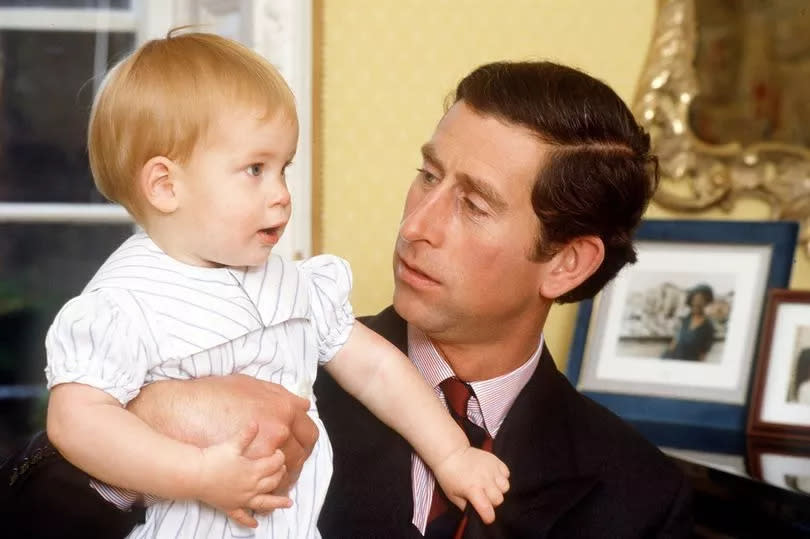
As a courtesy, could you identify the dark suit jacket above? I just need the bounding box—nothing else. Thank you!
[0,307,691,538]
[315,307,692,538]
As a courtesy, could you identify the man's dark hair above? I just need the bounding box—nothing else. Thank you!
[452,61,659,303]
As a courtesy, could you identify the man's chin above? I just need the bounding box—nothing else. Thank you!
[393,286,443,329]
[392,286,421,321]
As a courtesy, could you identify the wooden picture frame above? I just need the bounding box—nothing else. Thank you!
[748,290,810,442]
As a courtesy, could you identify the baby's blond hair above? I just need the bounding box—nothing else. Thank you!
[88,29,296,220]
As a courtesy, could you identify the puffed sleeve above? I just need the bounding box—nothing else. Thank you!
[44,290,149,405]
[299,254,355,364]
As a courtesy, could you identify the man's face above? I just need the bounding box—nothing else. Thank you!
[393,101,550,343]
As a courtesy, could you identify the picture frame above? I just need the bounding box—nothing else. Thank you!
[747,290,810,442]
[567,219,798,437]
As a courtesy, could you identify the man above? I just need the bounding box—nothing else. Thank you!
[2,61,691,537]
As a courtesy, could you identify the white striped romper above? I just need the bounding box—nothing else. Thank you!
[45,233,353,538]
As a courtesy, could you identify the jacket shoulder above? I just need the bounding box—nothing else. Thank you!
[553,369,691,535]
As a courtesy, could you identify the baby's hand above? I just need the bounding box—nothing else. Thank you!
[433,447,510,524]
[195,423,292,527]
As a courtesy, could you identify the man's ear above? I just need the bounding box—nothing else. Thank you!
[539,236,605,300]
[139,156,179,214]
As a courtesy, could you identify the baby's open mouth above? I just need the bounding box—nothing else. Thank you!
[258,227,281,244]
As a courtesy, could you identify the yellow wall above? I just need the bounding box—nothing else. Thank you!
[316,0,809,368]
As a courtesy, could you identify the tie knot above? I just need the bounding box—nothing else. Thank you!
[439,377,473,419]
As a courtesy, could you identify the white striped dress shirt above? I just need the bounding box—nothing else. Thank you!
[44,233,354,538]
[407,324,543,533]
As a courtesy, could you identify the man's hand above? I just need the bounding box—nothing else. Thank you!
[127,375,318,494]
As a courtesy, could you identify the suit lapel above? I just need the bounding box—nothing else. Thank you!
[350,308,600,538]
[361,305,408,354]
[465,346,599,538]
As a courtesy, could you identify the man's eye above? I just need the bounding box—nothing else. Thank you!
[464,197,487,216]
[417,168,438,184]
[246,163,263,177]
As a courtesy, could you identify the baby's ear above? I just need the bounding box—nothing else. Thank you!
[139,156,179,213]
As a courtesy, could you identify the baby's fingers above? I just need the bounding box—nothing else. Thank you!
[486,483,505,507]
[256,464,287,493]
[247,494,293,514]
[468,488,496,524]
[496,474,510,493]
[227,508,257,529]
[255,449,285,476]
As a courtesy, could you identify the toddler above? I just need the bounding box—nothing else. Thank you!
[44,30,509,538]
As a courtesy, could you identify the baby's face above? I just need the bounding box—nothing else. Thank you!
[170,107,298,268]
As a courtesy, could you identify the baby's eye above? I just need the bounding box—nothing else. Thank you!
[246,163,264,177]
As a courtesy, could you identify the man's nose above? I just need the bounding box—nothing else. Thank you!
[399,186,449,246]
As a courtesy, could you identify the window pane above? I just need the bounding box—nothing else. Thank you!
[0,1,130,8]
[0,30,135,202]
[0,222,133,453]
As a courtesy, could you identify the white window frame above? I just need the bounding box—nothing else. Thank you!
[0,0,312,260]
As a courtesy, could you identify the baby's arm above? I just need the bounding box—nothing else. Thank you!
[323,323,510,523]
[47,382,289,522]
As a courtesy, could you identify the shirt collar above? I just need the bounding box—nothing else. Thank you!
[87,233,310,328]
[407,324,543,436]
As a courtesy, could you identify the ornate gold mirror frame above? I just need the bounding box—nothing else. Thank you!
[633,0,810,254]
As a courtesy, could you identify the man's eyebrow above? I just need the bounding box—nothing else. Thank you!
[420,143,444,175]
[458,172,508,213]
[421,143,507,212]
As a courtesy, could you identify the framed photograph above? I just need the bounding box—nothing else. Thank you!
[748,441,810,495]
[567,220,798,434]
[748,290,810,441]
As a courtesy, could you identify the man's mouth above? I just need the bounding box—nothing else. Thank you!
[396,254,440,287]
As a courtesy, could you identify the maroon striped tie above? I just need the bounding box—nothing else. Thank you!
[425,377,493,538]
